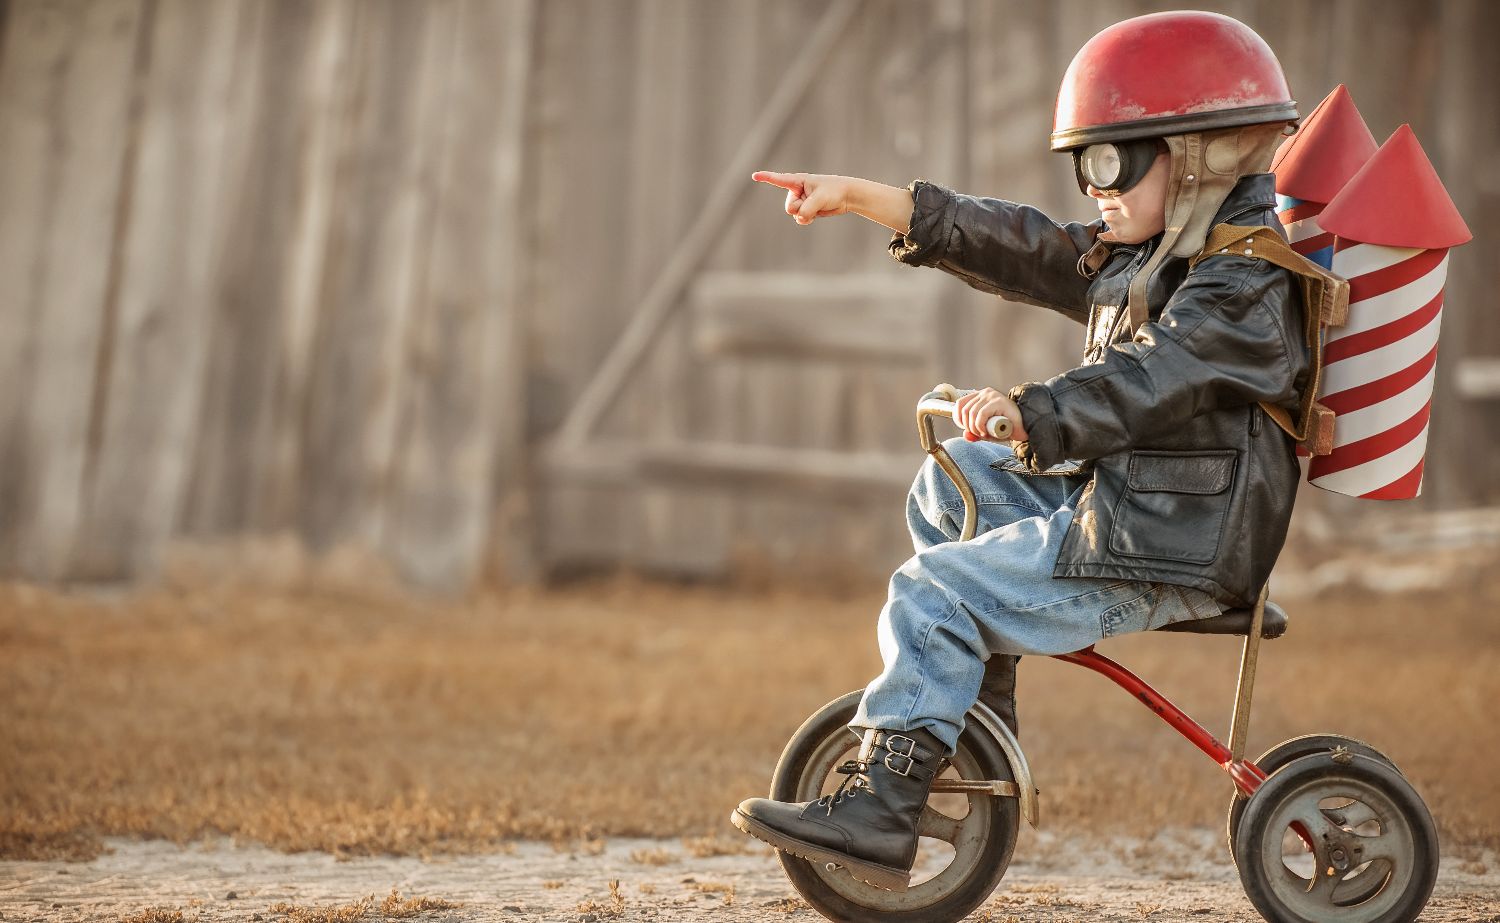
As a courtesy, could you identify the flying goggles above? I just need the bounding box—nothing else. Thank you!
[1072,138,1166,196]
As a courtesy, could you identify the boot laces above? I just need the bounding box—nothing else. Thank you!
[816,759,870,815]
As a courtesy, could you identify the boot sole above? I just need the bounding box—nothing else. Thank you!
[730,808,912,892]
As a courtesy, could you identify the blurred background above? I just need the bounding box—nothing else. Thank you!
[1,0,1495,594]
[3,0,1499,893]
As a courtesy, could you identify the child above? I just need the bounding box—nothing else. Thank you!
[730,10,1314,893]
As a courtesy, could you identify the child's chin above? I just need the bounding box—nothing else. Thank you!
[1100,226,1144,245]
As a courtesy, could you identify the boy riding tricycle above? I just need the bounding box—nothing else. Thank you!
[729,11,1439,923]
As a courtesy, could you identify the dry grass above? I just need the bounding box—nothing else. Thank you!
[3,565,1499,863]
[264,889,460,922]
[119,910,194,923]
[267,896,374,923]
[628,846,676,865]
[376,889,463,918]
[574,879,625,918]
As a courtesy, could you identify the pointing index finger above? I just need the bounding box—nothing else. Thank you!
[751,171,804,194]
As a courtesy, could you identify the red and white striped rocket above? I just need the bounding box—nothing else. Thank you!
[1307,124,1472,499]
[1271,85,1377,270]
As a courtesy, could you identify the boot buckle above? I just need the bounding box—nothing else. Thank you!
[882,733,917,776]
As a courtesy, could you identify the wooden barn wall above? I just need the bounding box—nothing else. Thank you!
[0,0,1494,590]
[528,0,969,580]
[0,0,534,588]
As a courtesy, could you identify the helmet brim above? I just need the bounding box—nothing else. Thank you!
[1051,102,1300,152]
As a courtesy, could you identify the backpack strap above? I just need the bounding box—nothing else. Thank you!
[1190,224,1349,456]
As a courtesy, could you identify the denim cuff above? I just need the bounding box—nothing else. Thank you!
[887,179,957,267]
[1008,381,1065,472]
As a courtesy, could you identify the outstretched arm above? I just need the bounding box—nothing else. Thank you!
[750,172,1100,323]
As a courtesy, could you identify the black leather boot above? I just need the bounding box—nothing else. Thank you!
[978,654,1020,739]
[730,727,945,891]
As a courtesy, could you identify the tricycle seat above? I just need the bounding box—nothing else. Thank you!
[1158,600,1288,639]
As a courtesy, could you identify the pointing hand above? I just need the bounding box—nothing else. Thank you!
[751,171,853,225]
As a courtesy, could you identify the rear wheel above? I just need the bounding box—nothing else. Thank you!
[768,691,1021,923]
[1233,751,1438,923]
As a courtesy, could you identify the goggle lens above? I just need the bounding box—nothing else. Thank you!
[1073,139,1162,195]
[1081,144,1123,188]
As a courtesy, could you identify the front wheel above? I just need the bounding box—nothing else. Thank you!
[1227,734,1401,868]
[767,691,1021,923]
[1233,751,1438,923]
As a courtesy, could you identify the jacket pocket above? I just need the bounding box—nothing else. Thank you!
[1108,449,1238,565]
[990,456,1090,478]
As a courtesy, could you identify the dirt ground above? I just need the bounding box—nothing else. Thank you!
[3,831,1498,922]
[3,545,1499,920]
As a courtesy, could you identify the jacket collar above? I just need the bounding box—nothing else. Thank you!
[1109,173,1278,257]
[1212,173,1278,225]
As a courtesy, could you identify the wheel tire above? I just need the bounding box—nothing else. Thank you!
[1227,735,1400,867]
[767,690,1021,923]
[1233,751,1438,923]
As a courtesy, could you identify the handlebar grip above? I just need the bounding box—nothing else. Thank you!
[927,382,1015,442]
[962,414,1013,442]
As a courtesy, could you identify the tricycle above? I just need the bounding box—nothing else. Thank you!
[737,384,1439,923]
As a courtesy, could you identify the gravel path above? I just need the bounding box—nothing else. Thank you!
[3,830,1497,922]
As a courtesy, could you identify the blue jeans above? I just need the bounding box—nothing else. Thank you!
[849,438,1224,756]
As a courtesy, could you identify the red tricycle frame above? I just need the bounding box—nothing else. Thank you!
[1055,644,1270,798]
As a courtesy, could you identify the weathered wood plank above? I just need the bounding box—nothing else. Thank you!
[178,0,352,538]
[0,0,145,579]
[691,0,773,579]
[295,0,453,551]
[68,0,243,579]
[622,0,711,576]
[381,0,536,591]
[482,0,542,584]
[1429,0,1498,506]
[527,0,642,572]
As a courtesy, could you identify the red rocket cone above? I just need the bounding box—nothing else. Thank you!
[1271,84,1377,269]
[1308,124,1472,499]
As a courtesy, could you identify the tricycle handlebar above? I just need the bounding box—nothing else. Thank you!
[916,383,1014,541]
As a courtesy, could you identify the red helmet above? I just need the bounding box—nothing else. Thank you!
[1051,11,1298,152]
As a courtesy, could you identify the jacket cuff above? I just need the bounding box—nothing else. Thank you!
[1008,381,1065,472]
[887,179,956,267]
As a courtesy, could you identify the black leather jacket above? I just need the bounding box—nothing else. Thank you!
[889,173,1310,607]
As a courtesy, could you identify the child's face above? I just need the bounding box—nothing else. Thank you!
[1090,150,1169,245]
